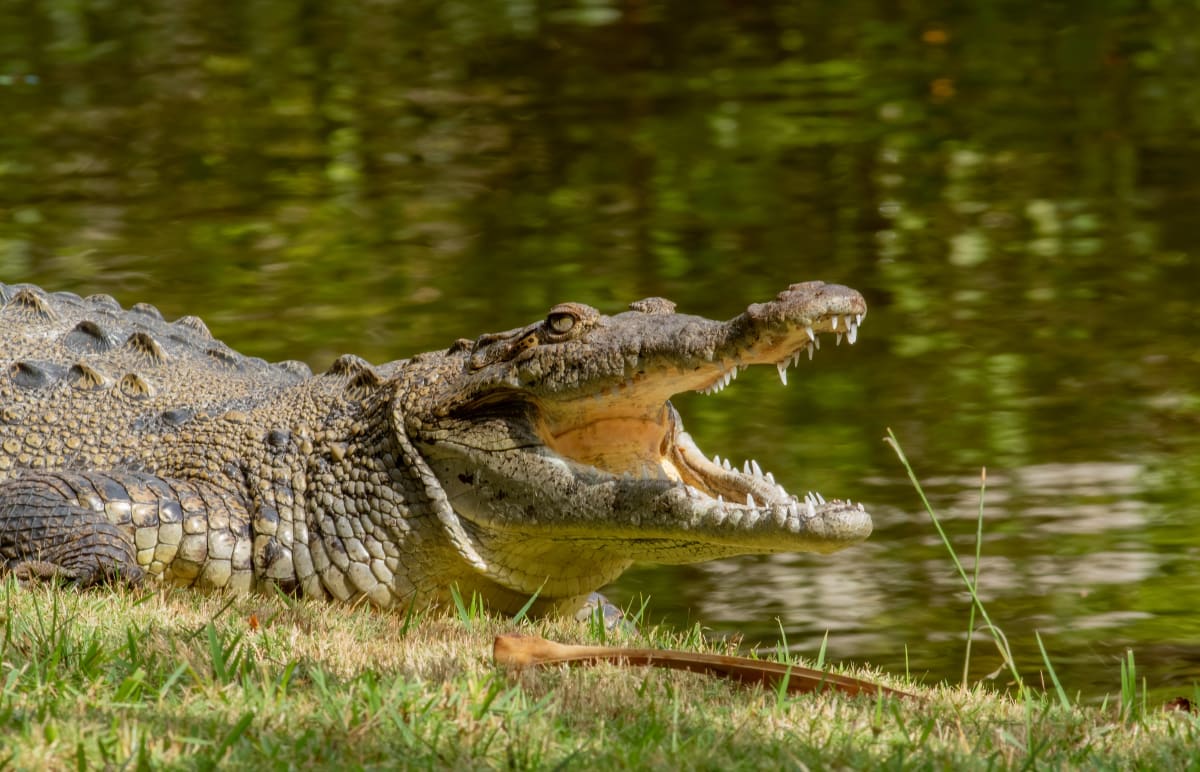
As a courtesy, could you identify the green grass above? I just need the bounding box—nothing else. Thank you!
[1,583,1197,769]
[0,436,1197,768]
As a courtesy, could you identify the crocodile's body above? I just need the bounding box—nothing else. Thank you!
[0,281,870,615]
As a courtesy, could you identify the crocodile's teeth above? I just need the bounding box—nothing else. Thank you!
[805,326,815,342]
[813,335,820,351]
[742,460,751,475]
[836,332,843,346]
[764,471,775,484]
[807,342,814,360]
[856,313,864,326]
[832,315,838,330]
[776,361,788,386]
[722,458,732,471]
[746,493,756,508]
[750,459,762,477]
[815,491,826,505]
[847,324,858,345]
[806,499,816,517]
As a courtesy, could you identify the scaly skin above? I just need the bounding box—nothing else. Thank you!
[0,280,870,615]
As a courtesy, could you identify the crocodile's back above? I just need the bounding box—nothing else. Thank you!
[0,282,312,477]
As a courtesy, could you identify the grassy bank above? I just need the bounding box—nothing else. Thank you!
[0,580,1197,770]
[3,436,1196,768]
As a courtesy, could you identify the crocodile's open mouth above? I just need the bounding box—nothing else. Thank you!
[538,310,865,520]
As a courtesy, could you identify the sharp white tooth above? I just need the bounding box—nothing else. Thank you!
[836,332,843,346]
[856,314,863,326]
[791,351,801,367]
[750,459,762,477]
[765,471,775,484]
[807,342,814,360]
[776,484,788,499]
[847,324,858,345]
[776,362,788,386]
[712,454,721,466]
[815,492,826,504]
[746,493,756,508]
[805,326,815,342]
[742,460,751,475]
[730,367,739,380]
[832,316,838,330]
[843,315,853,330]
[806,499,816,517]
[717,494,724,504]
[722,458,732,471]
[813,335,820,350]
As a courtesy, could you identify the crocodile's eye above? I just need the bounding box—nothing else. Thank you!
[547,312,576,335]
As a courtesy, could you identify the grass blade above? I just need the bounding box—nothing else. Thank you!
[884,429,1024,691]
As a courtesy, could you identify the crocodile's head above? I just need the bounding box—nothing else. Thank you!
[399,281,871,614]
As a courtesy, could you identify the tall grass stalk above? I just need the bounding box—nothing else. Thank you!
[884,429,1024,691]
[962,467,986,688]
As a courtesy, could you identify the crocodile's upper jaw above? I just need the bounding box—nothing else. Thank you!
[536,300,866,513]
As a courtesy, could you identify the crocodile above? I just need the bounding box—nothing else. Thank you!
[0,280,871,616]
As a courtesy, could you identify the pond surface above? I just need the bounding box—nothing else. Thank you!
[3,0,1199,701]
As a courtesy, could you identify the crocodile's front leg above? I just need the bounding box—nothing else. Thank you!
[0,471,254,591]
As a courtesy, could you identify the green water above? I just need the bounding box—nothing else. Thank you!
[3,0,1199,700]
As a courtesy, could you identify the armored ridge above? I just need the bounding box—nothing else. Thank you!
[0,280,871,616]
